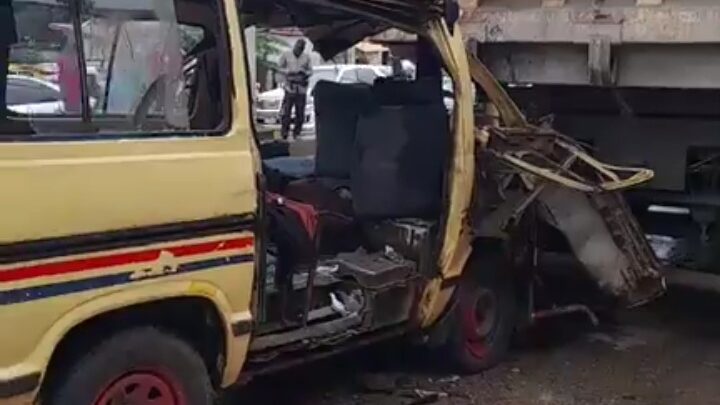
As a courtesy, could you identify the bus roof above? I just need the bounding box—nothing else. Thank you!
[241,0,450,58]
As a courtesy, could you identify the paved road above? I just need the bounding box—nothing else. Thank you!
[225,286,720,405]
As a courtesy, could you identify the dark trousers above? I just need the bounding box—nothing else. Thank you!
[280,91,306,139]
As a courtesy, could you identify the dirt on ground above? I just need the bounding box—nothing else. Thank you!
[224,286,720,405]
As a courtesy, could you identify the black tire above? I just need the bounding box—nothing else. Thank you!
[48,327,214,405]
[443,254,517,373]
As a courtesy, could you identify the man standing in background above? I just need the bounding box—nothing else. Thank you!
[278,38,311,141]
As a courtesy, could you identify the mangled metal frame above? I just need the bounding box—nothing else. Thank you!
[469,52,665,306]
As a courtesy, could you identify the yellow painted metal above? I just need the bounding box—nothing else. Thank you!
[0,233,256,401]
[0,0,257,400]
[419,20,476,327]
[466,52,528,128]
[0,393,33,405]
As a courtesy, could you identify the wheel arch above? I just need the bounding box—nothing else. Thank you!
[470,236,531,327]
[33,281,238,402]
[423,236,520,346]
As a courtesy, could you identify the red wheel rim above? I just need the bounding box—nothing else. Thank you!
[93,372,187,405]
[461,287,497,359]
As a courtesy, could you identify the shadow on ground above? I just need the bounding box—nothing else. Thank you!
[223,286,720,405]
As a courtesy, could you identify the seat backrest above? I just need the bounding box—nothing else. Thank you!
[352,79,449,219]
[372,77,444,106]
[313,81,372,178]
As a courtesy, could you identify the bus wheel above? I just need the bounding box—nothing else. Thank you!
[49,328,213,405]
[444,255,516,373]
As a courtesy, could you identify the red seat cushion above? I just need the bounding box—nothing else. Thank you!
[266,192,319,240]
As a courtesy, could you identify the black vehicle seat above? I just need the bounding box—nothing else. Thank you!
[371,77,444,105]
[352,78,450,219]
[313,81,372,179]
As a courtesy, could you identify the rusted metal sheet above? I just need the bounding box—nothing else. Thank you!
[467,53,665,306]
[475,125,665,306]
[538,186,664,306]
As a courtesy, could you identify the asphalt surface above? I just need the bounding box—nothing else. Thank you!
[225,286,720,405]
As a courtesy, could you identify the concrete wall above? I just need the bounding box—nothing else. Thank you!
[463,0,720,88]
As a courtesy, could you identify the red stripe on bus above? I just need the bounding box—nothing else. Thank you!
[0,236,254,283]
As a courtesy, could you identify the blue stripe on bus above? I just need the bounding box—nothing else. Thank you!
[0,254,253,305]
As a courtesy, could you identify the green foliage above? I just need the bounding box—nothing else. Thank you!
[256,29,283,70]
[179,26,204,53]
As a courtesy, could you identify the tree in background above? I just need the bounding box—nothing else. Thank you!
[256,29,284,90]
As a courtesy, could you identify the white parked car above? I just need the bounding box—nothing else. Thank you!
[7,75,65,115]
[256,64,391,135]
[7,74,102,116]
[256,64,461,136]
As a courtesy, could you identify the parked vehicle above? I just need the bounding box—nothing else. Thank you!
[257,65,459,132]
[7,74,101,116]
[6,75,64,115]
[256,64,390,134]
[0,0,661,404]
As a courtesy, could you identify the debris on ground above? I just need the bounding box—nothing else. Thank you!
[356,373,397,394]
[227,289,720,405]
[402,389,448,405]
[432,375,460,384]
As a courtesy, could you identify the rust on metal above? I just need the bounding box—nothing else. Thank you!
[467,52,665,306]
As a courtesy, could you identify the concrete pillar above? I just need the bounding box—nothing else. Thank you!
[244,26,257,99]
